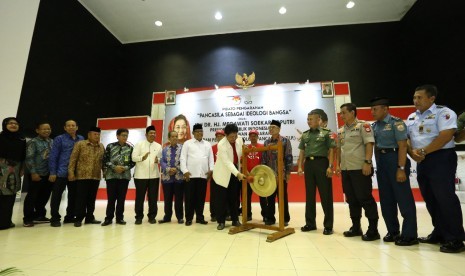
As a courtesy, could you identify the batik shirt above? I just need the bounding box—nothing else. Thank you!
[103,142,135,180]
[25,136,53,176]
[160,144,183,183]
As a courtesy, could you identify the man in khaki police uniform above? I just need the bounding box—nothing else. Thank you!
[298,109,336,235]
[336,103,380,241]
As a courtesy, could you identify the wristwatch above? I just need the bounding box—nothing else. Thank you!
[364,160,372,164]
[397,165,405,170]
[419,148,427,156]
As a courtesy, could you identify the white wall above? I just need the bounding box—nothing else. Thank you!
[0,0,40,121]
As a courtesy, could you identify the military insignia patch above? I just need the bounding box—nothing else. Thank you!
[397,124,405,131]
[363,123,371,133]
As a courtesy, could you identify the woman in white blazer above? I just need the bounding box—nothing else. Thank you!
[213,124,246,230]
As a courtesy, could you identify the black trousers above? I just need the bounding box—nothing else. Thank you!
[210,178,218,218]
[0,195,15,230]
[215,174,240,223]
[184,178,207,222]
[104,179,129,221]
[75,179,100,222]
[259,180,290,223]
[23,175,53,223]
[417,149,464,242]
[50,177,77,222]
[238,181,253,217]
[134,178,159,220]
[341,170,378,221]
[304,157,333,229]
[162,181,184,220]
[376,152,417,238]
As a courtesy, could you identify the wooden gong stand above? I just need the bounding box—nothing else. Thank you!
[228,140,295,242]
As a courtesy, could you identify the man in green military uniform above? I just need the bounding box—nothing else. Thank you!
[298,109,336,235]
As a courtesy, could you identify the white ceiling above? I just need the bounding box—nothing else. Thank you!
[78,0,417,44]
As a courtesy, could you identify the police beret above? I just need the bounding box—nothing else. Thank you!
[370,97,390,107]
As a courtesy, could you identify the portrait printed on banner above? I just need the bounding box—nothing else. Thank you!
[165,91,176,105]
[321,82,334,98]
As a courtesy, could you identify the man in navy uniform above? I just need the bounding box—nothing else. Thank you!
[371,97,418,246]
[406,84,465,253]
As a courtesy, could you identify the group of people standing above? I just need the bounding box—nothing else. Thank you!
[298,84,465,254]
[1,84,464,254]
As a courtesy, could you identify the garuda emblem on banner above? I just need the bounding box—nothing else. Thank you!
[235,72,255,89]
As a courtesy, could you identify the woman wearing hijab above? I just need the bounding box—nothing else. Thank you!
[0,117,26,230]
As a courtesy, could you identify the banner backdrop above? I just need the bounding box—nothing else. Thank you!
[162,83,338,164]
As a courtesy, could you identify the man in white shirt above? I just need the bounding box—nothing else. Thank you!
[180,123,214,226]
[132,126,162,225]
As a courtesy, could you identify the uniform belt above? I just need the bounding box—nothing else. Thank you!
[376,148,398,154]
[305,156,326,160]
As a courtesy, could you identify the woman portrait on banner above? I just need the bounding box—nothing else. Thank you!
[0,117,26,230]
[165,114,192,146]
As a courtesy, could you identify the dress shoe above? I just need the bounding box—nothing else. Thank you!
[101,220,112,226]
[135,219,142,225]
[185,220,192,226]
[362,230,380,241]
[284,221,289,227]
[247,216,252,221]
[50,221,61,227]
[211,216,217,222]
[85,219,101,224]
[217,223,225,230]
[158,219,171,224]
[440,240,465,253]
[148,218,157,224]
[383,232,400,242]
[395,237,419,246]
[265,220,275,226]
[418,234,443,244]
[232,221,241,227]
[323,228,333,235]
[178,219,184,224]
[23,222,34,227]
[63,218,75,224]
[74,221,82,227]
[116,220,126,225]
[9,223,15,228]
[301,225,317,232]
[343,227,363,237]
[196,219,208,225]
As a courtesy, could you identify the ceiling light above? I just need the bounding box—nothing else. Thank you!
[279,7,287,14]
[154,20,162,27]
[215,12,222,20]
[346,1,355,9]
